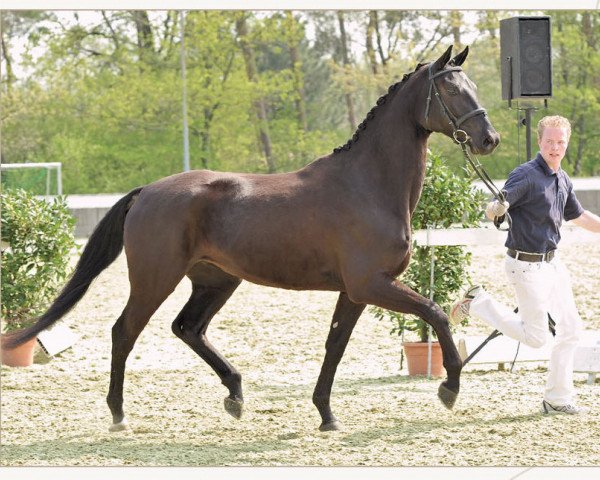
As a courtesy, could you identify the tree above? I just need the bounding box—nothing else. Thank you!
[552,11,600,175]
[185,11,239,170]
[131,10,155,66]
[235,12,275,173]
[285,11,308,132]
[2,9,598,196]
[449,11,463,49]
[1,11,52,92]
[336,11,356,131]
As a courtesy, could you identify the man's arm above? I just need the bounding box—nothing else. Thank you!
[571,210,600,233]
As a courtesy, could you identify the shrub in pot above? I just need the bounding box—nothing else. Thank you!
[1,189,77,366]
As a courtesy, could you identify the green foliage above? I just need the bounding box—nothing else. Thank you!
[1,189,77,331]
[371,152,486,342]
[1,10,598,194]
[551,11,600,176]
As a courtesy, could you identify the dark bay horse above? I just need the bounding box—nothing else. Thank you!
[5,46,499,432]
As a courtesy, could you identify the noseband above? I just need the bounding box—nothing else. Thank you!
[424,65,487,144]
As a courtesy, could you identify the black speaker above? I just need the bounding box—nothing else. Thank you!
[500,16,552,100]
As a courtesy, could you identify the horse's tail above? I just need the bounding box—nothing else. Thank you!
[2,187,144,349]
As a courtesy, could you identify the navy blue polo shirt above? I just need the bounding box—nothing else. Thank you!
[502,152,584,254]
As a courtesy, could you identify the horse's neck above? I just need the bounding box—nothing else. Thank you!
[344,106,430,215]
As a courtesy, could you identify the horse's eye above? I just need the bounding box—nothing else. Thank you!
[446,85,459,96]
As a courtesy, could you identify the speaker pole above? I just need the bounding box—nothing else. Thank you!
[525,107,533,161]
[519,105,538,162]
[507,56,513,109]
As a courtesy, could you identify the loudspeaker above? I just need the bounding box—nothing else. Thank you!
[500,16,552,100]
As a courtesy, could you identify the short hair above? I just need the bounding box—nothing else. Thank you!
[537,115,571,141]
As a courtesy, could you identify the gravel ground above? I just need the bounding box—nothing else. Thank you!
[1,242,599,466]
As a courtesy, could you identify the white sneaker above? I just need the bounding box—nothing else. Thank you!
[541,400,589,415]
[449,285,483,325]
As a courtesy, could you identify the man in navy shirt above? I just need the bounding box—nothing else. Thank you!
[450,115,600,415]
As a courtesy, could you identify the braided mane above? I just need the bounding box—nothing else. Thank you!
[333,63,426,153]
[333,65,423,154]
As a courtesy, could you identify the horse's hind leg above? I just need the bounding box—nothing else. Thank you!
[171,262,243,419]
[313,292,366,431]
[107,292,176,432]
[107,249,187,432]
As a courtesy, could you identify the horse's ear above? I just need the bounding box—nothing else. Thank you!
[451,46,469,66]
[430,46,453,73]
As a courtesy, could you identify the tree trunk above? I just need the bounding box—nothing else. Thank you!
[574,115,585,175]
[197,39,236,171]
[235,14,275,173]
[372,11,387,69]
[573,11,596,175]
[450,11,462,49]
[581,12,596,49]
[556,17,569,85]
[200,108,213,170]
[286,12,308,132]
[131,11,154,63]
[101,11,120,52]
[0,28,16,92]
[337,11,356,131]
[366,12,379,75]
[158,10,178,58]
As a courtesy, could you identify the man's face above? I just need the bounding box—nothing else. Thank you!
[538,126,569,166]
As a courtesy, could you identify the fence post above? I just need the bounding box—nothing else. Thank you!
[427,225,435,378]
[57,164,63,195]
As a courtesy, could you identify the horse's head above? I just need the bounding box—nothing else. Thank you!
[418,46,500,155]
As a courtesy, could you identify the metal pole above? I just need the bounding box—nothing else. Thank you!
[525,107,532,162]
[57,164,62,195]
[180,10,190,172]
[46,167,51,196]
[427,226,435,379]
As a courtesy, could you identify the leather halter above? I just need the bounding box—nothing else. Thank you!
[424,65,487,144]
[424,64,511,231]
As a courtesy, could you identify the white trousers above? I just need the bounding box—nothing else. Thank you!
[469,253,582,405]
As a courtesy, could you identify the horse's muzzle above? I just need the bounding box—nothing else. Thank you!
[472,130,500,155]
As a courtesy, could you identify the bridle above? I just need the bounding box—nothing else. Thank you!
[424,65,486,144]
[424,64,512,231]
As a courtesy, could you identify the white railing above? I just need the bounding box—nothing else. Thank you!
[412,224,598,377]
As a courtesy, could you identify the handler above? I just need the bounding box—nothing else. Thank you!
[450,115,600,415]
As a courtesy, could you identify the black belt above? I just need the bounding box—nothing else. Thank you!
[507,248,555,263]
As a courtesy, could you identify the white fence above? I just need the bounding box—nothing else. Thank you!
[412,224,598,378]
[414,223,598,248]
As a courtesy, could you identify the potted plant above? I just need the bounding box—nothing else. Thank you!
[1,189,77,366]
[372,151,485,376]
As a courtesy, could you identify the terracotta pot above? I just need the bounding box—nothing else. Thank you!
[0,336,37,367]
[402,341,445,377]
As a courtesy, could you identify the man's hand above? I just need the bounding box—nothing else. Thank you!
[485,200,510,220]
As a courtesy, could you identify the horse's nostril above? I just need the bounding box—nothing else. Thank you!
[484,134,500,148]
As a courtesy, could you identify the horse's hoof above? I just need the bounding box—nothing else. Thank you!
[319,420,342,432]
[109,417,129,432]
[438,383,458,410]
[224,397,244,420]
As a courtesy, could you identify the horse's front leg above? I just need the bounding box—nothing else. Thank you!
[346,273,462,409]
[313,293,365,431]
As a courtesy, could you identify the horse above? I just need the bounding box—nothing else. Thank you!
[4,45,499,432]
